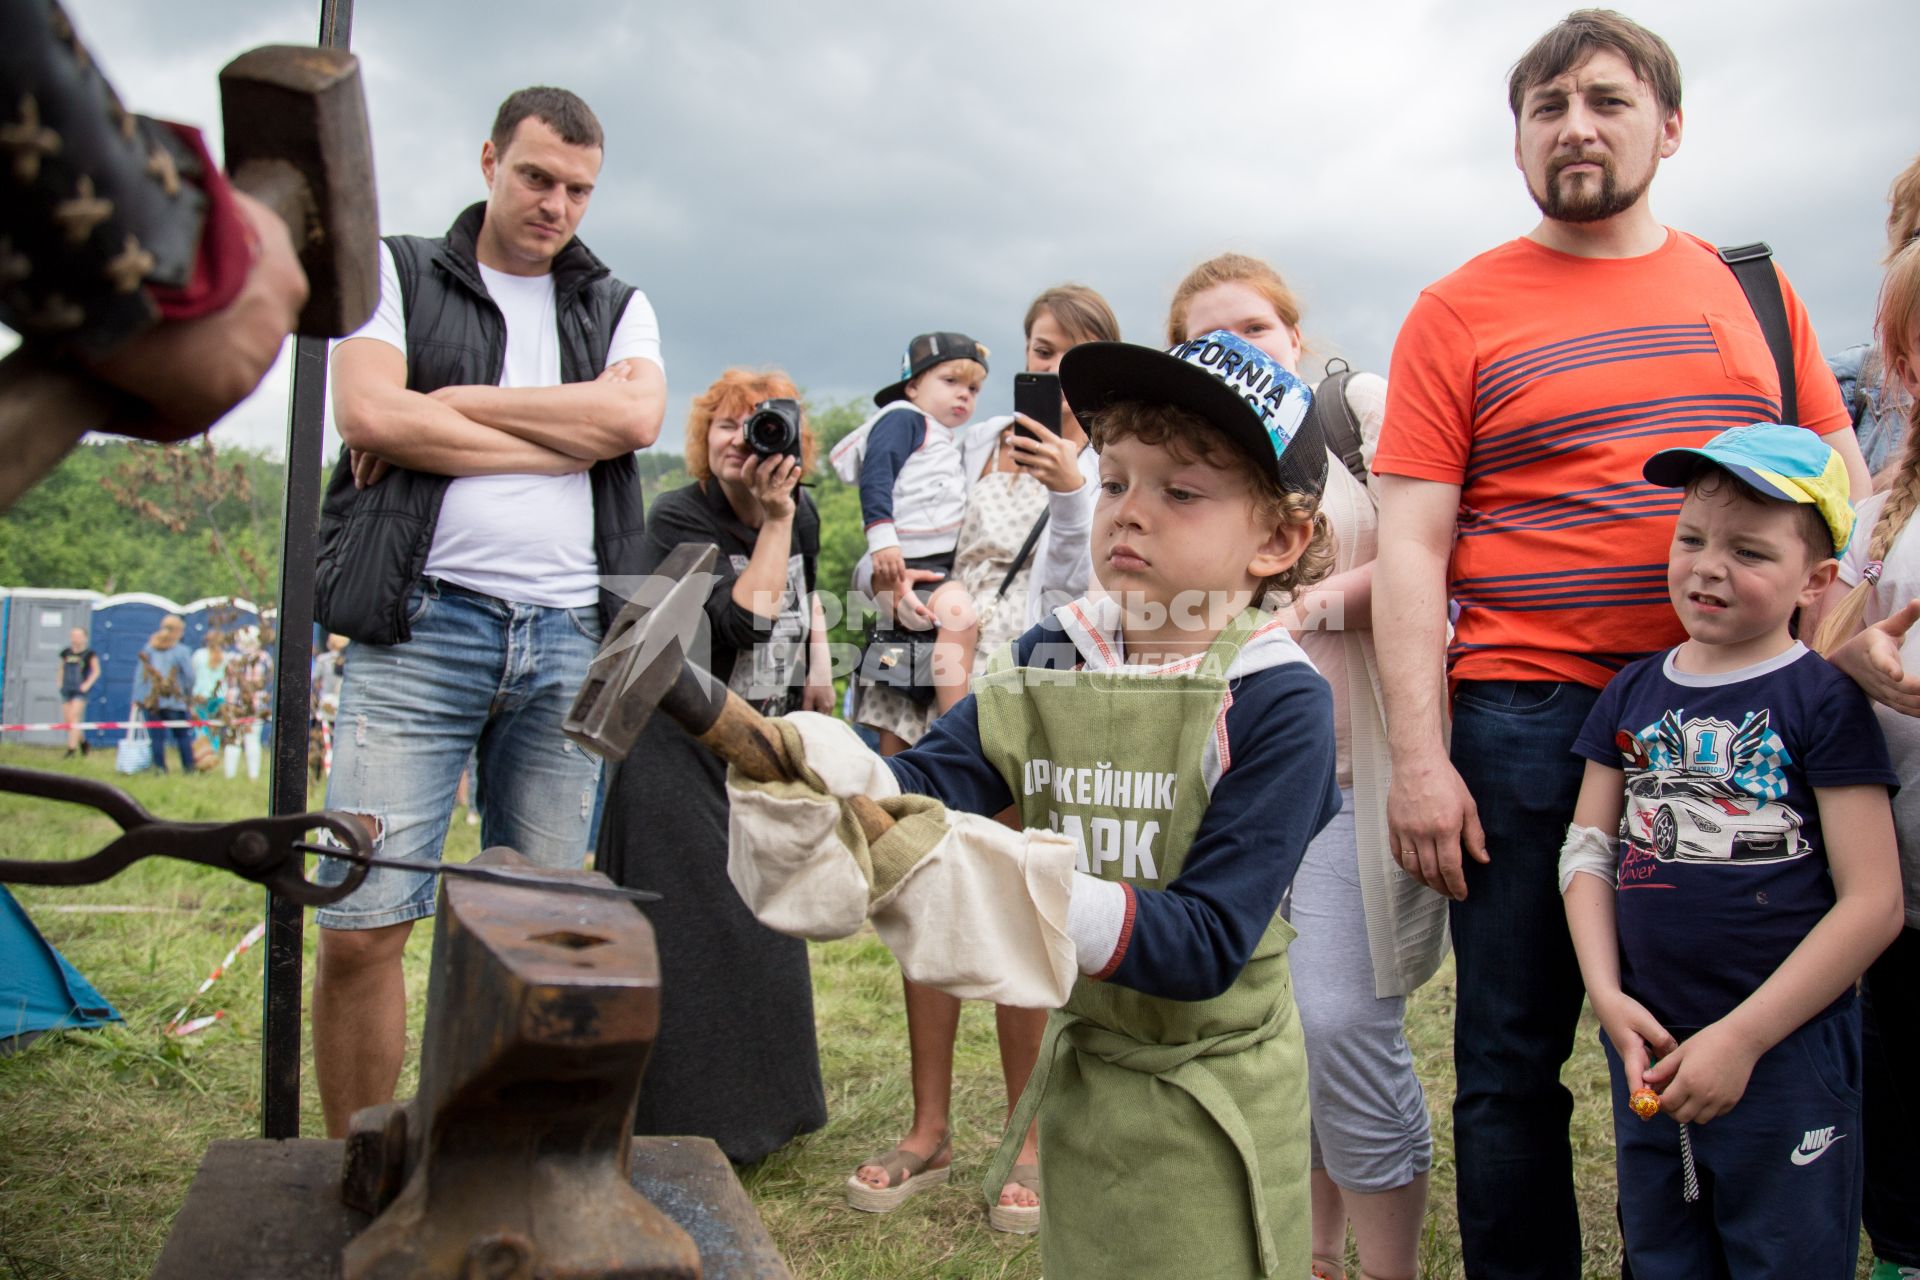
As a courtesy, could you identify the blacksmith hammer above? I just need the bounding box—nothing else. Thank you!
[0,44,377,509]
[566,543,896,842]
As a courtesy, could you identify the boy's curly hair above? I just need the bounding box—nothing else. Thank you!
[1089,400,1335,600]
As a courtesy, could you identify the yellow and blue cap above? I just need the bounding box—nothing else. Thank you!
[1643,423,1854,555]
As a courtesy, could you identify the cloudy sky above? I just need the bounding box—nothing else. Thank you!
[17,0,1919,461]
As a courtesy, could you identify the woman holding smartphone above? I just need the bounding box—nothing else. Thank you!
[847,284,1118,1233]
[596,368,834,1165]
[1168,253,1446,1280]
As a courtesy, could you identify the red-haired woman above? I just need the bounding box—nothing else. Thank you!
[596,368,834,1163]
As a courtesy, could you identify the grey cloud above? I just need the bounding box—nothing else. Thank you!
[34,0,1920,458]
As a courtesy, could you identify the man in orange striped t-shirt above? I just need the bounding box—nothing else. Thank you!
[1371,11,1868,1278]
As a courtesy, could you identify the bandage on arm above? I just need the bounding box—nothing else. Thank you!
[1558,824,1617,894]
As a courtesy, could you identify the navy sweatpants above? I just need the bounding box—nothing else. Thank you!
[1604,1003,1863,1279]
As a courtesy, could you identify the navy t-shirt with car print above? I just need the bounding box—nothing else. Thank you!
[1572,643,1896,1033]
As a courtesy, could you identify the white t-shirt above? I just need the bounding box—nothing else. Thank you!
[341,241,664,608]
[1836,488,1920,927]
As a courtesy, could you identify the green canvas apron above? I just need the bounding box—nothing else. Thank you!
[973,610,1310,1279]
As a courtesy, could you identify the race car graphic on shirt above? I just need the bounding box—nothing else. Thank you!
[1614,709,1810,865]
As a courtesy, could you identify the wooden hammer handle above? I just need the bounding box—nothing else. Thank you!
[694,690,896,844]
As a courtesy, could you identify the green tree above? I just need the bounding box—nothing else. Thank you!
[803,397,876,655]
[0,440,284,604]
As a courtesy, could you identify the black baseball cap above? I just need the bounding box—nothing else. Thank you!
[874,331,990,407]
[1058,330,1327,495]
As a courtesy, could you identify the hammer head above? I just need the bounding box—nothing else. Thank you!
[564,543,723,760]
[218,46,379,337]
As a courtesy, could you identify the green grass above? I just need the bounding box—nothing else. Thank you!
[0,744,1870,1278]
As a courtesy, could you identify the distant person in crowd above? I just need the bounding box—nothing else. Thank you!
[830,331,989,718]
[133,615,195,775]
[190,631,230,763]
[847,284,1119,1234]
[222,625,272,781]
[310,634,346,780]
[1830,153,1920,477]
[1811,239,1920,1280]
[309,85,664,1138]
[1565,425,1898,1278]
[1169,252,1447,1280]
[1370,12,1867,1276]
[58,626,100,758]
[597,369,832,1164]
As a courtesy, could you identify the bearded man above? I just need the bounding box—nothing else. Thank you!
[1368,11,1868,1278]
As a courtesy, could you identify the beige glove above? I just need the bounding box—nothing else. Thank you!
[870,810,1079,1007]
[725,716,1079,1006]
[726,713,934,937]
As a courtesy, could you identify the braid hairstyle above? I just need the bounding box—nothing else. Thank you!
[1814,241,1920,655]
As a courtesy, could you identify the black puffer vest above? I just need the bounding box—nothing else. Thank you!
[314,202,649,645]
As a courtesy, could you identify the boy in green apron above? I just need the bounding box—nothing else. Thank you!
[728,330,1342,1277]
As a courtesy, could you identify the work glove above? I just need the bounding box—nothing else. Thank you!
[725,713,1080,1007]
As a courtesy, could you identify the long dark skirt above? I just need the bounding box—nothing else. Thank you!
[595,715,827,1164]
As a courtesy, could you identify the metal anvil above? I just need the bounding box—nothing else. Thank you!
[151,848,790,1279]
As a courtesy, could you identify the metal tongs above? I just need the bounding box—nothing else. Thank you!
[0,766,657,908]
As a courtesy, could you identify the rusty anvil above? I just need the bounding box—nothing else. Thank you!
[151,848,791,1280]
[564,542,893,841]
[0,44,379,509]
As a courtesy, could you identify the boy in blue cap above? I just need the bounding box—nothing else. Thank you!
[728,331,1340,1275]
[1560,423,1904,1278]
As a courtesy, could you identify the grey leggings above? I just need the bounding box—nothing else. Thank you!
[1285,788,1434,1192]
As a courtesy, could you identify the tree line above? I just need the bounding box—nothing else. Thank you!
[2,400,873,653]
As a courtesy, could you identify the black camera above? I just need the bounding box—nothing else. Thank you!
[743,397,804,461]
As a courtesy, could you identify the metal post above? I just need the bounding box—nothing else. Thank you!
[261,0,355,1143]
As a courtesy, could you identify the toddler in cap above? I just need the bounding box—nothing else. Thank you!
[830,332,989,720]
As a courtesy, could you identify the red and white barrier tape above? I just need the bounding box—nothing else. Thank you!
[0,716,261,732]
[165,920,267,1037]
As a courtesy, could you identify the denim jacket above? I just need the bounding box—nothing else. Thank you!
[133,644,195,713]
[1829,343,1913,475]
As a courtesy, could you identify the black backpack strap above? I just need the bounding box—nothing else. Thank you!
[1310,358,1368,485]
[995,509,1051,601]
[1717,242,1797,426]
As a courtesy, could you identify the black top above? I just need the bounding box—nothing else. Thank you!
[58,647,97,688]
[594,476,829,1160]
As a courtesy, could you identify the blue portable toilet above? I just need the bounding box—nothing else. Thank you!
[179,597,262,653]
[89,593,182,745]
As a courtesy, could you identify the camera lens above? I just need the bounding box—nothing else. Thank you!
[743,399,803,460]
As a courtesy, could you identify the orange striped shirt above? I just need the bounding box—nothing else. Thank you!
[1375,231,1850,689]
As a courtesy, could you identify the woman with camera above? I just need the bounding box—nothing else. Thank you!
[596,368,834,1164]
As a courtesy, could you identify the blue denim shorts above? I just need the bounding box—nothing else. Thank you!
[314,578,604,930]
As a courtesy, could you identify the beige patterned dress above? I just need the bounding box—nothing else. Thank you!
[857,448,1049,746]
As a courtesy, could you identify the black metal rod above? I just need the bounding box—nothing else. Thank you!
[261,0,354,1143]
